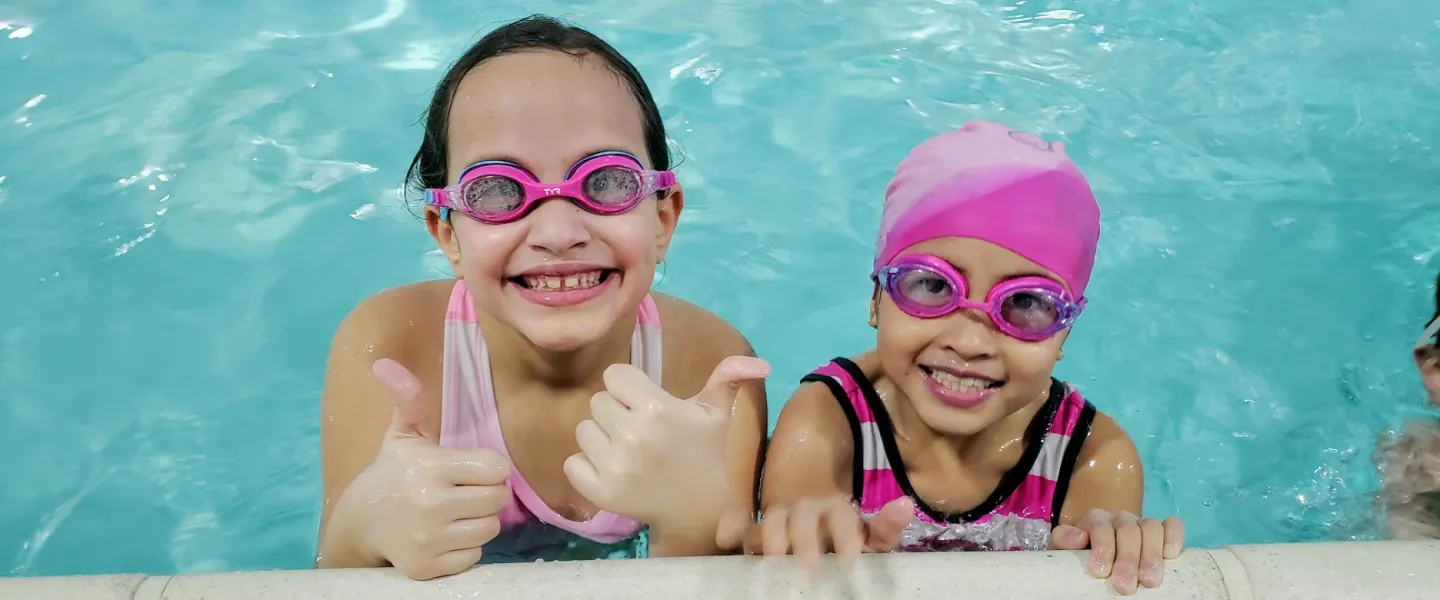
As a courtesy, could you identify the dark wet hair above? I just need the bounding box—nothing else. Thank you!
[403,14,671,205]
[1432,270,1440,325]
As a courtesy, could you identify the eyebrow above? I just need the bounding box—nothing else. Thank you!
[999,270,1056,281]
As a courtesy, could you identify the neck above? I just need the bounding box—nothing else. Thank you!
[479,308,637,393]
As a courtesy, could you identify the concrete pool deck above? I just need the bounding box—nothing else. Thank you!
[1,540,1435,599]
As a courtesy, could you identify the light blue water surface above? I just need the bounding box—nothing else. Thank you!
[3,0,1439,578]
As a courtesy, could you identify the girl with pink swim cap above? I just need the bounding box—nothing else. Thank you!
[741,122,1186,595]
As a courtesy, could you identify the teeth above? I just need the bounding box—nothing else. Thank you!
[523,270,604,292]
[929,370,993,391]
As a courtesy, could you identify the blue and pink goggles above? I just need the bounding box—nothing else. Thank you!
[875,253,1085,342]
[425,151,675,224]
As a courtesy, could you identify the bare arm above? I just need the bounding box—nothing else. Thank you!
[316,286,441,568]
[1055,412,1144,524]
[645,296,769,557]
[759,379,856,511]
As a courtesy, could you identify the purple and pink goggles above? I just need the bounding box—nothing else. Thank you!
[424,151,676,224]
[874,253,1086,342]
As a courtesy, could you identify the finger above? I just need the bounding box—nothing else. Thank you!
[715,507,757,553]
[574,419,619,472]
[1161,517,1186,559]
[588,391,631,441]
[427,546,486,580]
[760,507,791,556]
[1109,512,1142,596]
[1085,510,1116,579]
[825,500,865,568]
[788,500,829,574]
[1048,524,1090,551]
[601,363,663,412]
[863,496,914,552]
[692,355,772,413]
[1138,518,1166,588]
[434,449,511,486]
[442,485,512,520]
[562,453,608,507]
[440,516,504,552]
[373,359,432,440]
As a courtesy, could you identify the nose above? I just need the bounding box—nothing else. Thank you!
[933,310,1000,360]
[524,198,592,255]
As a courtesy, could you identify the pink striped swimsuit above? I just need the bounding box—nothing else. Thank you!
[801,356,1095,552]
[438,279,660,562]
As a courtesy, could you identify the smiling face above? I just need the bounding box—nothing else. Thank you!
[871,237,1072,436]
[425,50,681,353]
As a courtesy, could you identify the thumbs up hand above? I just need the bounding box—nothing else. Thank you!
[338,359,513,580]
[564,356,770,537]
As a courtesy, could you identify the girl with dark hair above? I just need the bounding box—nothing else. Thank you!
[314,15,768,579]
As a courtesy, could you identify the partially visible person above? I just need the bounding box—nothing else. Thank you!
[314,15,768,580]
[735,122,1184,596]
[1376,270,1440,539]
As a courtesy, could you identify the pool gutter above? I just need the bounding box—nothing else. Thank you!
[1,540,1435,599]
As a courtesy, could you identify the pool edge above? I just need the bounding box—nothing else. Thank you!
[3,540,1436,599]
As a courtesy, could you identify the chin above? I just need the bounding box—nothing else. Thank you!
[508,311,619,353]
[910,400,1000,437]
[499,281,646,354]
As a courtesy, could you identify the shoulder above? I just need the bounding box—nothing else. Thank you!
[330,278,453,356]
[760,355,867,506]
[1054,401,1145,520]
[650,292,754,353]
[322,279,452,432]
[650,292,756,395]
[772,352,874,453]
[1072,407,1140,470]
[774,377,854,441]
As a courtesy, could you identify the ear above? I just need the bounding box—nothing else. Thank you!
[869,283,880,329]
[1416,348,1440,408]
[652,184,684,263]
[425,206,464,272]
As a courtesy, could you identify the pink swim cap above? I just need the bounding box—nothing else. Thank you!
[874,121,1101,298]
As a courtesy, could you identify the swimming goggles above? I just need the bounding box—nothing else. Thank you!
[424,151,675,224]
[874,253,1085,342]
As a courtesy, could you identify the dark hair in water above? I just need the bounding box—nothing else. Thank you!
[1432,270,1440,325]
[404,14,671,205]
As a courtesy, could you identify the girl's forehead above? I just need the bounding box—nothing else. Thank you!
[446,52,648,179]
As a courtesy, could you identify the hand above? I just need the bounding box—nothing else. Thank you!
[734,496,914,573]
[1050,509,1185,595]
[332,359,512,580]
[563,355,770,537]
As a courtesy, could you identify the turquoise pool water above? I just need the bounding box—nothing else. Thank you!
[3,0,1439,578]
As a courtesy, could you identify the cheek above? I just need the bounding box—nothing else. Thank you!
[996,339,1062,377]
[596,212,660,265]
[875,311,931,366]
[453,220,522,276]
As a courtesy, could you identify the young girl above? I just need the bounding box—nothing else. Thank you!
[1376,270,1440,538]
[748,122,1185,596]
[314,15,769,580]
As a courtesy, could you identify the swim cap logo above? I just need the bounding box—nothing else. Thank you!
[1007,130,1054,152]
